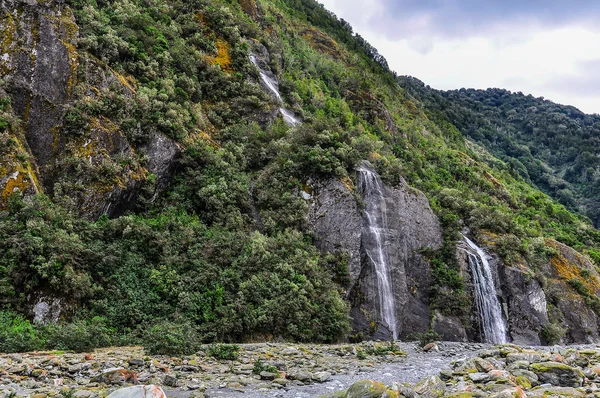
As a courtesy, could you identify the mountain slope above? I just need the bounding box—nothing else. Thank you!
[1,0,600,349]
[399,80,600,228]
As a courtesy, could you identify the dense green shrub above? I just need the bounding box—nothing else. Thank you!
[540,323,566,345]
[206,344,240,360]
[46,317,115,353]
[143,320,200,356]
[0,312,45,353]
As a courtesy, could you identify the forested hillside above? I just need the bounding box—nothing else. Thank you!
[1,0,600,352]
[399,80,600,227]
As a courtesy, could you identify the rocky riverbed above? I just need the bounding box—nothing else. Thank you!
[0,342,487,397]
[3,342,600,397]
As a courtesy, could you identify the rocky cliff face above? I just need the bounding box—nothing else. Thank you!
[0,0,179,217]
[308,163,443,340]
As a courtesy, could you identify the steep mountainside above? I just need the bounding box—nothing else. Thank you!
[1,0,600,350]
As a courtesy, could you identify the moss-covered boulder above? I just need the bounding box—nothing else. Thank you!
[345,380,387,398]
[531,362,584,387]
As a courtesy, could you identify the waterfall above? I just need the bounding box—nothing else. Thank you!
[249,54,301,127]
[279,107,301,127]
[463,237,508,344]
[357,164,398,339]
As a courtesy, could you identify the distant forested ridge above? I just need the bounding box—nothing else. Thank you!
[399,79,600,227]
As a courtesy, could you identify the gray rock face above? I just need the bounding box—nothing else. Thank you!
[0,0,179,218]
[308,163,443,340]
[499,264,549,345]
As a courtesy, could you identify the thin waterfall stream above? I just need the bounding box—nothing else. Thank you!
[357,164,398,339]
[249,54,301,127]
[462,236,508,344]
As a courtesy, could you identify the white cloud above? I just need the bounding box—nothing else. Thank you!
[319,0,600,114]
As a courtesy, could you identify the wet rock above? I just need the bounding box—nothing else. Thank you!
[106,385,167,398]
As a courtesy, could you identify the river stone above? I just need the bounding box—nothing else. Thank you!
[474,357,494,373]
[506,352,541,364]
[515,376,532,389]
[413,375,445,398]
[288,370,312,382]
[488,387,522,398]
[74,391,93,398]
[162,373,178,387]
[511,369,539,385]
[312,371,332,383]
[467,372,490,383]
[259,371,277,381]
[106,385,166,398]
[93,368,137,385]
[527,386,585,397]
[346,380,387,398]
[488,369,513,382]
[423,343,439,353]
[531,362,584,387]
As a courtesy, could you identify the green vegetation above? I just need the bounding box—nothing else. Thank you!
[363,341,405,356]
[410,329,441,348]
[206,343,241,360]
[399,81,600,228]
[1,0,600,350]
[253,358,278,374]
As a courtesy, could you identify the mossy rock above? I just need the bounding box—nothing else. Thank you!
[531,362,584,387]
[515,376,532,389]
[345,380,387,398]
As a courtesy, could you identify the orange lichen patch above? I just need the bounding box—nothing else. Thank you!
[457,151,476,166]
[194,12,207,26]
[478,230,499,246]
[483,170,504,189]
[198,130,220,149]
[368,152,382,161]
[109,67,137,94]
[340,176,354,192]
[301,28,342,59]
[547,238,600,294]
[1,171,27,200]
[14,137,41,193]
[208,39,233,73]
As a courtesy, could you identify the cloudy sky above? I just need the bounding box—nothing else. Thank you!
[319,0,600,115]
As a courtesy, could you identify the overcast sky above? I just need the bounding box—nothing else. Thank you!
[319,0,600,115]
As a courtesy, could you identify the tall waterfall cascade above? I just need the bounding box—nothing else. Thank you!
[249,54,301,127]
[463,237,508,344]
[357,164,398,339]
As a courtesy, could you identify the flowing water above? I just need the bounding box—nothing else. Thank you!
[249,54,301,127]
[463,237,508,344]
[357,164,398,339]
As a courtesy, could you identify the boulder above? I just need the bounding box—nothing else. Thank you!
[106,385,166,398]
[413,375,445,398]
[346,380,387,398]
[531,362,584,387]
